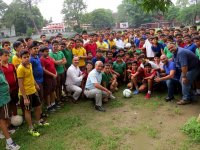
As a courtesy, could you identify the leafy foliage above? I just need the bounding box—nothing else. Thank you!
[0,0,8,18]
[181,117,200,142]
[2,0,44,35]
[130,0,173,13]
[117,0,155,27]
[62,0,87,27]
[90,9,115,29]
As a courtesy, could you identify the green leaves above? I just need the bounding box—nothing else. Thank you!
[2,0,44,35]
[62,0,87,27]
[130,0,173,13]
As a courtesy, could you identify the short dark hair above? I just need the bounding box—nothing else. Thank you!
[2,40,11,47]
[17,38,25,43]
[52,40,59,45]
[75,38,83,43]
[0,49,9,56]
[28,41,39,50]
[193,36,200,41]
[25,37,32,42]
[144,63,152,68]
[116,54,122,58]
[132,60,138,65]
[20,50,29,57]
[40,34,46,38]
[13,41,22,50]
[104,63,111,67]
[183,34,191,39]
[39,47,49,52]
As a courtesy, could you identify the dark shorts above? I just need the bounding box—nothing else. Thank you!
[10,89,19,104]
[20,93,41,111]
[44,76,57,96]
[0,104,11,119]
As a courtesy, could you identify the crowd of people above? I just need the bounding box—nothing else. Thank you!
[0,25,200,150]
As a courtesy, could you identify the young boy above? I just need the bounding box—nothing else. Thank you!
[12,41,24,69]
[72,39,87,71]
[40,47,57,112]
[151,36,164,57]
[105,50,116,63]
[139,63,157,99]
[112,54,126,83]
[127,61,144,94]
[49,40,66,105]
[29,42,48,119]
[0,51,20,150]
[102,64,118,93]
[92,50,105,64]
[17,50,47,137]
[1,50,19,116]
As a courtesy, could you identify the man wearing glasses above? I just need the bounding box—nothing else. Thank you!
[167,42,200,105]
[84,61,112,112]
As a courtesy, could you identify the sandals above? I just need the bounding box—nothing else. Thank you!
[177,100,191,105]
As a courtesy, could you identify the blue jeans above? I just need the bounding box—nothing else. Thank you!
[181,66,200,101]
[165,79,180,98]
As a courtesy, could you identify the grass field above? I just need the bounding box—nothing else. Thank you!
[0,87,200,150]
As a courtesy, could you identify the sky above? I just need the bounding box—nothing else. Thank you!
[4,0,123,22]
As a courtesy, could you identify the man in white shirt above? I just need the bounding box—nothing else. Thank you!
[141,34,154,58]
[114,31,124,49]
[66,57,85,103]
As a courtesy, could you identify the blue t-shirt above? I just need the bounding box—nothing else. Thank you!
[173,47,200,71]
[164,61,180,80]
[134,38,140,48]
[92,57,105,65]
[151,43,164,56]
[184,43,197,53]
[30,55,44,84]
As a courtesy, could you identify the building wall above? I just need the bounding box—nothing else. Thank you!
[0,25,16,38]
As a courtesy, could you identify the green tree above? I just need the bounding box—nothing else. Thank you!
[22,0,42,34]
[0,0,8,18]
[130,0,173,13]
[90,9,114,29]
[164,5,180,25]
[117,0,155,27]
[2,0,44,35]
[62,0,87,28]
[177,3,200,25]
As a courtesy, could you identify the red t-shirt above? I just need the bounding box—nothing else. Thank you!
[40,56,56,76]
[84,43,97,57]
[144,69,156,78]
[178,42,186,48]
[105,57,116,63]
[1,64,18,92]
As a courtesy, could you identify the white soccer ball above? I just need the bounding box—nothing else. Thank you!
[11,115,23,127]
[123,89,132,98]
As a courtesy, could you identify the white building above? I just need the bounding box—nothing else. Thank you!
[0,25,16,38]
[41,22,66,34]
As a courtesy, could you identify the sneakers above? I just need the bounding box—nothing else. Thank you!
[28,129,40,137]
[133,90,139,95]
[145,93,151,99]
[0,132,5,139]
[109,94,116,100]
[52,104,61,109]
[6,142,20,150]
[34,121,50,128]
[47,106,56,113]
